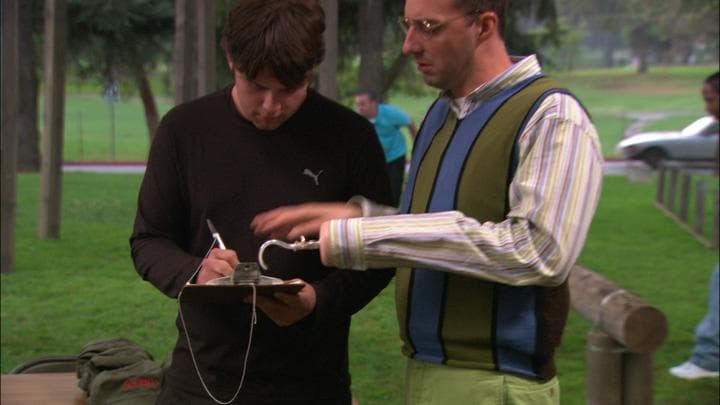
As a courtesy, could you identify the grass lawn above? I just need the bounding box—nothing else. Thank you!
[388,64,717,159]
[57,65,716,162]
[3,65,719,403]
[60,92,173,162]
[2,173,718,403]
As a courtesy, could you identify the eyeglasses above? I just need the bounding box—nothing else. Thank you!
[397,10,482,40]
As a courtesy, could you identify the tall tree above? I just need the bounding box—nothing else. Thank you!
[17,0,41,172]
[196,0,217,97]
[337,0,408,100]
[2,0,20,272]
[358,0,384,98]
[318,0,339,99]
[505,0,561,56]
[66,0,174,139]
[555,0,718,72]
[38,0,66,240]
[173,0,198,104]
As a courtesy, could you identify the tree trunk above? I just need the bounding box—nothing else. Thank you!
[358,0,384,98]
[636,48,648,74]
[630,23,650,74]
[602,32,616,68]
[17,0,40,172]
[318,0,338,100]
[174,0,198,104]
[2,0,20,273]
[196,0,216,97]
[38,0,66,240]
[133,64,159,140]
[381,51,409,96]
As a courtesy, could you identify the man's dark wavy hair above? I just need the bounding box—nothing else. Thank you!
[453,0,508,37]
[221,0,325,89]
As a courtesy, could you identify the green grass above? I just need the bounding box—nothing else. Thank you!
[553,66,710,114]
[1,173,177,373]
[643,115,702,133]
[562,176,719,405]
[387,65,717,160]
[2,173,718,404]
[657,172,719,245]
[60,92,173,162]
[5,65,719,403]
[56,65,717,162]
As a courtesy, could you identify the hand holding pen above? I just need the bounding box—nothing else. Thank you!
[195,219,239,284]
[207,219,227,250]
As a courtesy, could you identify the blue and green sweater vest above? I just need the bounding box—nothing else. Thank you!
[396,75,576,381]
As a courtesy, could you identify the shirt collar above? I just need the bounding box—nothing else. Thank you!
[445,55,542,119]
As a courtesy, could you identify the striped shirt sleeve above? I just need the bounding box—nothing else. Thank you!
[327,93,603,287]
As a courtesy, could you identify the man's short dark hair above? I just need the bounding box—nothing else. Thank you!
[221,0,325,89]
[453,0,508,37]
[357,90,379,102]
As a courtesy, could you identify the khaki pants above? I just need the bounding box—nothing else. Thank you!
[404,358,560,405]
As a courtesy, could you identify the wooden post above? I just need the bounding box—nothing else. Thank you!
[694,180,706,237]
[586,331,624,405]
[623,352,654,405]
[679,173,690,221]
[569,265,667,353]
[317,0,338,100]
[655,165,665,205]
[667,167,678,212]
[38,0,66,240]
[196,0,216,97]
[1,0,20,273]
[713,189,719,248]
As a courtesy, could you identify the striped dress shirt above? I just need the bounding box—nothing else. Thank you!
[327,55,603,287]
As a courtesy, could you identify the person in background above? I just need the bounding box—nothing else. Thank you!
[252,0,603,403]
[355,90,417,206]
[669,264,720,380]
[701,71,719,121]
[669,72,719,380]
[129,1,394,403]
[702,71,720,175]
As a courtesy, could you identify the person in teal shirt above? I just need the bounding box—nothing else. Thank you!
[356,90,417,206]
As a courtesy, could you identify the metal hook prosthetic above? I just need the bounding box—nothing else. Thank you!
[258,236,321,270]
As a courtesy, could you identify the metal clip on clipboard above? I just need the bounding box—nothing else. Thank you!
[204,235,319,288]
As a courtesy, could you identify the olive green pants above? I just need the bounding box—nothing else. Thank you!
[404,358,560,405]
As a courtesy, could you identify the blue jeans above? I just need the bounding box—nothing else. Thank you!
[690,265,720,371]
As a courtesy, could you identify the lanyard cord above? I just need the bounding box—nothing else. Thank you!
[177,240,258,404]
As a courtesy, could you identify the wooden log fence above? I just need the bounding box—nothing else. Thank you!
[655,161,719,248]
[569,265,668,405]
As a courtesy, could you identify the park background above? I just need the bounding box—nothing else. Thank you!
[1,0,719,404]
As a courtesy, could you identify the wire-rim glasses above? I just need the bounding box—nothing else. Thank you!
[397,10,482,40]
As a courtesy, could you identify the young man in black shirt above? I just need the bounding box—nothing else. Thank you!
[130,1,394,403]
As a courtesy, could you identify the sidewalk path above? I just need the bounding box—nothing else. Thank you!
[62,162,145,173]
[63,160,641,176]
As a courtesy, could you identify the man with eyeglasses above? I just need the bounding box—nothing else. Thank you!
[252,0,603,403]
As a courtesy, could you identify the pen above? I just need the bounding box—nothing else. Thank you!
[206,219,227,250]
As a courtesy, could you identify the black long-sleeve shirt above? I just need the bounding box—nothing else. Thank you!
[130,87,394,402]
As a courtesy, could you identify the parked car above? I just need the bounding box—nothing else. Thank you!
[615,116,719,168]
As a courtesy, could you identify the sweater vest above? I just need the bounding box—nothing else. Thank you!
[396,75,576,380]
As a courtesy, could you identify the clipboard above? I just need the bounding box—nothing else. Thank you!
[178,277,305,304]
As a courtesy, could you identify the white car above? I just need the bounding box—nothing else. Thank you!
[615,116,719,168]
